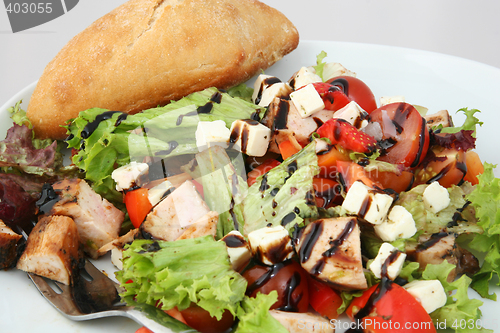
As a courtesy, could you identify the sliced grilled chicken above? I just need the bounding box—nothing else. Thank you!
[47,179,125,259]
[424,109,454,129]
[406,233,479,281]
[97,228,140,270]
[0,220,23,269]
[141,180,214,241]
[295,217,367,290]
[262,98,333,153]
[269,310,334,333]
[16,215,81,285]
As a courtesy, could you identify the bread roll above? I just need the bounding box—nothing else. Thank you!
[27,0,299,139]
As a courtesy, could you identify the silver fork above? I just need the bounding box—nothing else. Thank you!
[26,258,197,333]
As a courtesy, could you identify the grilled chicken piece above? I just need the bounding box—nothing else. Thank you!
[295,217,367,290]
[269,310,334,333]
[424,110,454,129]
[98,228,140,270]
[0,220,23,269]
[175,211,218,240]
[262,98,333,153]
[16,215,80,285]
[406,233,479,281]
[47,179,125,259]
[141,180,215,241]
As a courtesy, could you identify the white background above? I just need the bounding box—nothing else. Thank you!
[1,0,500,104]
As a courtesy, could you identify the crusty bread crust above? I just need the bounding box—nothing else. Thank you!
[26,0,299,139]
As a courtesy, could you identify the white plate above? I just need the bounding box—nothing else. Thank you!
[1,40,499,333]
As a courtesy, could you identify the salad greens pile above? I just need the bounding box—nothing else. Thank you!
[4,52,500,333]
[116,235,287,332]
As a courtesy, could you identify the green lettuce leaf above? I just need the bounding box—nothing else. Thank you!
[235,292,288,333]
[396,184,483,236]
[312,51,328,81]
[116,236,247,320]
[242,142,319,235]
[422,262,490,333]
[467,163,500,299]
[440,108,483,137]
[65,88,264,204]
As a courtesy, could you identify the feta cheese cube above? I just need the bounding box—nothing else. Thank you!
[369,242,406,280]
[257,82,292,107]
[147,179,174,206]
[374,205,417,241]
[321,62,356,82]
[290,83,325,118]
[252,75,281,104]
[247,225,294,265]
[333,101,369,129]
[423,182,450,214]
[220,230,252,271]
[229,119,271,157]
[342,181,393,225]
[289,67,322,90]
[380,96,405,106]
[195,120,231,151]
[403,280,447,313]
[111,161,149,191]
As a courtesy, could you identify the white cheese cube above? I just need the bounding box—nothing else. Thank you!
[252,74,279,104]
[342,181,393,225]
[290,83,325,118]
[229,119,271,157]
[247,225,294,265]
[374,205,417,241]
[111,161,149,191]
[404,280,447,313]
[257,82,292,107]
[333,101,369,129]
[369,242,406,280]
[380,96,405,106]
[220,230,252,271]
[195,120,231,151]
[423,182,450,214]
[289,67,322,90]
[321,62,356,82]
[147,180,174,206]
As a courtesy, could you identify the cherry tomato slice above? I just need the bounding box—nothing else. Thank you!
[369,102,430,168]
[180,304,234,333]
[414,147,466,188]
[241,259,309,313]
[312,178,342,208]
[124,188,153,228]
[327,76,377,114]
[346,281,436,333]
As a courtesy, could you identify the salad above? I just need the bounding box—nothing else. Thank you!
[1,48,500,333]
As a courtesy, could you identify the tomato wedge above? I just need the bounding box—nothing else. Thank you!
[124,188,153,228]
[307,276,342,320]
[369,102,430,168]
[317,145,350,178]
[463,150,484,185]
[312,177,342,208]
[346,281,436,333]
[337,161,381,191]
